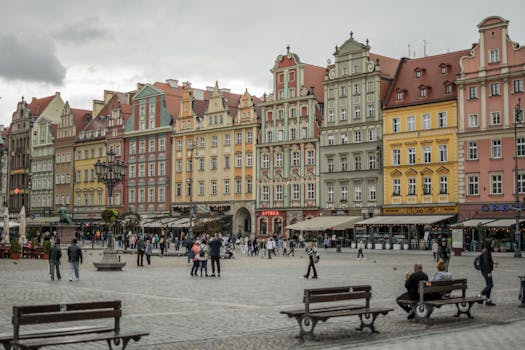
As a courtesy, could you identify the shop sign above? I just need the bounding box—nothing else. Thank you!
[261,210,280,216]
[481,203,524,212]
[383,206,457,215]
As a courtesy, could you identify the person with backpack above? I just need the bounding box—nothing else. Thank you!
[145,239,153,265]
[479,240,496,306]
[437,239,451,272]
[304,241,318,279]
[198,239,209,277]
[190,240,200,276]
[49,239,62,281]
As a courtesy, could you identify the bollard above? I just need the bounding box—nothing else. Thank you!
[520,276,525,307]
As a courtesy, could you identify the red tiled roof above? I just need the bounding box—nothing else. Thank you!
[384,50,470,109]
[193,100,209,117]
[303,64,326,103]
[71,108,92,134]
[154,82,183,116]
[27,95,55,116]
[2,127,9,138]
[369,53,399,78]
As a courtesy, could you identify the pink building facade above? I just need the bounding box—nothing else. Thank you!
[457,17,525,230]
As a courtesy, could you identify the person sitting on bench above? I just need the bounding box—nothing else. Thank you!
[396,263,428,319]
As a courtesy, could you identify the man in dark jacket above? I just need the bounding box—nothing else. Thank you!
[480,240,496,306]
[136,236,146,267]
[396,263,429,319]
[49,239,62,281]
[209,233,223,277]
[67,239,82,281]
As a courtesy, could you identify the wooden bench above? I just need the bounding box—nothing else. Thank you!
[519,276,525,306]
[280,285,393,339]
[2,300,148,350]
[397,278,485,322]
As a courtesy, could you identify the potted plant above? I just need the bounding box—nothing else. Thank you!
[42,240,51,259]
[9,240,21,259]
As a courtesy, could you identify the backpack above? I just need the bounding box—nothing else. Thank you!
[314,252,320,264]
[198,248,205,257]
[473,255,481,270]
[188,249,195,259]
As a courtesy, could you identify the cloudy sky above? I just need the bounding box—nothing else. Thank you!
[0,0,524,126]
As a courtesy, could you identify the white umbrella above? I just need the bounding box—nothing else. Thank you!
[19,206,26,245]
[2,207,8,243]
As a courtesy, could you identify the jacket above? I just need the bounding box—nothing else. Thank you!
[209,238,222,258]
[480,249,494,274]
[197,244,208,261]
[49,246,62,264]
[405,271,428,300]
[136,239,146,252]
[67,244,82,263]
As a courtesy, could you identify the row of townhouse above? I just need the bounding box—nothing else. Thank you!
[2,16,524,239]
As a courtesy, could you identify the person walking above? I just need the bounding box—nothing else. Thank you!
[266,238,275,259]
[209,233,222,277]
[304,242,318,279]
[145,239,153,265]
[190,241,200,276]
[159,235,166,257]
[437,239,451,272]
[136,236,145,267]
[198,240,209,277]
[67,239,82,281]
[288,239,295,256]
[480,240,496,306]
[282,239,289,256]
[49,239,62,281]
[357,240,365,260]
[396,263,428,319]
[432,240,439,261]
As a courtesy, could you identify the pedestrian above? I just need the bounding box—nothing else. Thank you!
[396,263,428,319]
[479,240,496,306]
[159,235,166,257]
[145,239,153,265]
[209,233,222,277]
[357,240,365,260]
[432,240,439,261]
[49,239,62,281]
[289,239,295,256]
[282,239,289,256]
[190,240,200,276]
[225,241,234,259]
[437,239,451,272]
[67,238,82,281]
[266,238,275,259]
[175,236,180,251]
[136,236,145,267]
[304,242,318,279]
[324,236,329,250]
[198,240,209,277]
[432,259,452,281]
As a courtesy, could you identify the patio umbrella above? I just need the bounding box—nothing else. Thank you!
[19,206,26,245]
[3,207,8,243]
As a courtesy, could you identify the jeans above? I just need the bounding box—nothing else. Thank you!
[191,260,199,275]
[199,260,208,276]
[481,271,494,299]
[69,261,80,280]
[305,256,317,278]
[146,254,151,265]
[357,249,364,259]
[396,292,413,313]
[211,256,220,275]
[49,262,61,280]
[137,251,144,266]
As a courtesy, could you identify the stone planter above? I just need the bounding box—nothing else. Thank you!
[351,242,356,249]
[403,243,409,250]
[393,243,401,250]
[385,243,391,250]
[375,243,383,250]
[366,243,373,249]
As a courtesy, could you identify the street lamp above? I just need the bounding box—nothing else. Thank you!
[92,149,127,270]
[514,98,523,258]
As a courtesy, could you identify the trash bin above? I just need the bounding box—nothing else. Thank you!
[519,276,525,307]
[336,239,342,253]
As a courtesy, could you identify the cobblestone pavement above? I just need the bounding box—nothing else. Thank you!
[0,247,524,349]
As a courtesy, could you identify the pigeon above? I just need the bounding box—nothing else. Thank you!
[12,261,17,264]
[393,266,398,270]
[373,260,376,263]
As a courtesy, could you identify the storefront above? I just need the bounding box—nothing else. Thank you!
[453,218,524,252]
[285,216,362,245]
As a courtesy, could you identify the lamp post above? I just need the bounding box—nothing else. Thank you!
[515,98,523,258]
[92,149,128,270]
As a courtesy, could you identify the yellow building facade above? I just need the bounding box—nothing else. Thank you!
[382,100,459,215]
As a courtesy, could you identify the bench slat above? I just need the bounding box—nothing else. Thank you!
[423,286,466,294]
[13,301,120,315]
[307,292,371,303]
[280,304,365,316]
[312,307,394,319]
[0,326,113,342]
[13,330,149,348]
[17,310,121,325]
[305,285,370,296]
[425,296,485,306]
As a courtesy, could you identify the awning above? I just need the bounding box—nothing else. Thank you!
[450,219,497,228]
[0,221,20,229]
[286,216,362,231]
[355,215,454,226]
[484,219,525,227]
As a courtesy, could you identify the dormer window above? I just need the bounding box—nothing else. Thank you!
[419,85,430,98]
[396,90,404,101]
[444,81,453,94]
[415,68,425,78]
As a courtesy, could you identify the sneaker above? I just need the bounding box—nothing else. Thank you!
[303,275,309,279]
[218,274,220,277]
[312,276,318,279]
[407,312,415,320]
[486,300,496,306]
[210,274,216,277]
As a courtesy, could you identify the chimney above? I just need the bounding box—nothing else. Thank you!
[166,79,179,88]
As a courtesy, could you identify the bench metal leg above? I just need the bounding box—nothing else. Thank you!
[294,316,320,339]
[413,303,434,322]
[356,312,380,333]
[455,301,478,318]
[106,337,133,350]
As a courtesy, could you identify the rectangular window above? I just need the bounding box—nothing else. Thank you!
[518,174,525,194]
[469,86,478,99]
[148,188,155,202]
[158,188,165,202]
[307,183,315,200]
[211,180,217,196]
[292,152,300,166]
[199,158,204,171]
[468,142,478,160]
[341,186,348,201]
[468,175,479,196]
[368,154,376,169]
[354,154,362,171]
[246,153,253,166]
[328,110,335,122]
[491,174,502,195]
[491,139,502,158]
[369,184,376,201]
[292,184,300,200]
[438,112,447,128]
[423,146,432,163]
[148,162,155,177]
[340,108,347,120]
[235,179,242,194]
[469,114,478,128]
[423,177,432,195]
[148,139,155,153]
[224,179,230,194]
[392,149,400,166]
[490,112,501,125]
[176,160,182,172]
[514,79,524,93]
[139,189,145,203]
[211,136,217,147]
[353,83,360,95]
[275,153,283,167]
[176,183,182,196]
[422,114,431,129]
[139,164,145,177]
[235,132,242,144]
[407,116,415,131]
[199,181,204,196]
[353,105,361,119]
[340,86,347,96]
[327,185,334,202]
[247,179,253,194]
[246,131,253,144]
[367,104,374,118]
[341,132,348,144]
[224,134,231,145]
[408,178,416,195]
[368,129,376,141]
[307,150,315,165]
[158,162,166,176]
[262,154,269,168]
[262,185,269,201]
[392,118,400,133]
[302,127,308,139]
[275,184,283,200]
[489,49,499,63]
[159,138,166,152]
[211,157,217,170]
[327,159,334,172]
[408,148,416,165]
[290,128,296,140]
[128,189,135,203]
[354,184,362,201]
[177,139,182,151]
[392,179,401,196]
[439,176,448,194]
[224,155,230,169]
[517,138,525,156]
[490,83,501,96]
[439,145,448,162]
[354,131,361,143]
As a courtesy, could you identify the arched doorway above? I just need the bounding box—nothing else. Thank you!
[234,207,252,236]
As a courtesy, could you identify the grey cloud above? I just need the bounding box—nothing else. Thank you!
[0,34,66,84]
[52,17,110,44]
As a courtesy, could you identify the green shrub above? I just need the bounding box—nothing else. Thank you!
[43,240,52,254]
[9,240,21,254]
